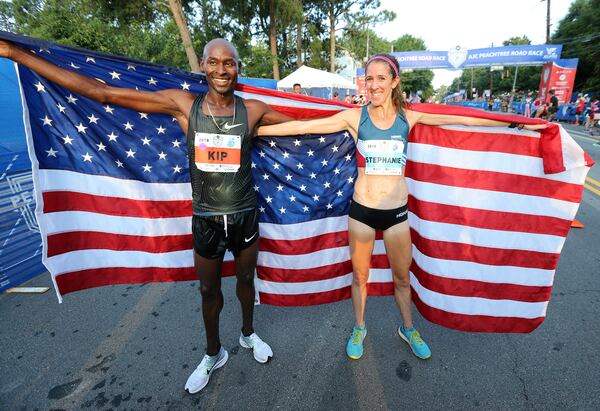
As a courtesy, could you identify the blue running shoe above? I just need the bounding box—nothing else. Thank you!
[346,326,367,359]
[399,325,431,360]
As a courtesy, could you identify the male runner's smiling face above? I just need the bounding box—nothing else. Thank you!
[201,41,239,95]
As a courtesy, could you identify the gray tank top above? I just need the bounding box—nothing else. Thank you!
[186,94,256,215]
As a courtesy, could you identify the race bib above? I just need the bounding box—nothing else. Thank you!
[194,132,241,173]
[363,138,406,175]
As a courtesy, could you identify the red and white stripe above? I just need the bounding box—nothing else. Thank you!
[24,77,593,332]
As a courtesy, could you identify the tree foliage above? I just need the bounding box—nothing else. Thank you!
[552,0,600,91]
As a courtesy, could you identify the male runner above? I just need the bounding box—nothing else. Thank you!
[0,38,293,394]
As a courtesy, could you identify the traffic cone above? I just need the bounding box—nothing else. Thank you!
[571,219,585,228]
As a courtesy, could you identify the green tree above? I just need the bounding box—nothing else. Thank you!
[552,0,600,91]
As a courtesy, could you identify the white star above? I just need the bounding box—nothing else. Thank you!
[347,176,355,183]
[303,205,309,212]
[319,136,326,143]
[62,135,74,145]
[307,149,314,157]
[251,162,256,169]
[282,151,290,159]
[45,147,58,157]
[143,163,152,172]
[69,62,80,69]
[262,173,269,180]
[181,81,191,90]
[123,122,134,130]
[139,112,149,119]
[269,140,276,147]
[107,132,118,142]
[323,181,331,188]
[312,194,320,201]
[345,154,352,161]
[289,195,296,202]
[259,151,266,158]
[309,172,317,179]
[344,131,350,138]
[56,103,66,113]
[75,123,87,133]
[34,82,46,92]
[296,162,304,170]
[147,77,158,85]
[173,165,182,173]
[172,117,177,122]
[326,203,333,209]
[104,105,114,114]
[293,139,301,146]
[127,64,136,70]
[337,190,343,197]
[41,115,53,126]
[109,71,121,80]
[273,163,280,170]
[156,125,166,134]
[299,184,307,192]
[279,207,286,214]
[276,184,283,191]
[38,48,50,54]
[321,159,328,167]
[96,142,106,151]
[259,206,266,213]
[332,145,339,152]
[82,152,93,162]
[87,114,99,124]
[66,94,78,104]
[115,159,123,168]
[285,174,292,181]
[125,148,136,158]
[265,196,273,204]
[253,185,260,192]
[172,140,182,148]
[141,136,152,145]
[333,168,340,175]
[158,151,167,160]
[86,57,96,63]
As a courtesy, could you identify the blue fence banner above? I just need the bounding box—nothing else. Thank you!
[392,45,562,70]
[0,58,46,292]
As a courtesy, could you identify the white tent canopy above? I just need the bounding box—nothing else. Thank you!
[277,65,356,90]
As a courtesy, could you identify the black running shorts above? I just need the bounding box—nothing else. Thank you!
[192,209,259,259]
[348,200,408,231]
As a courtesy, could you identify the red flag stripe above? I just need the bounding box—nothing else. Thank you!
[55,263,237,296]
[411,290,545,333]
[43,191,192,218]
[410,260,552,303]
[410,229,559,270]
[408,196,572,237]
[407,161,584,203]
[47,231,193,257]
[410,124,544,157]
[257,282,393,306]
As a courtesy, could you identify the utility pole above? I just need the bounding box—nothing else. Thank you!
[546,0,551,43]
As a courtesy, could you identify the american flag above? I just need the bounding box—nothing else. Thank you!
[3,31,594,333]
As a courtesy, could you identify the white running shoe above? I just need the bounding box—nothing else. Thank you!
[239,333,273,363]
[184,346,228,394]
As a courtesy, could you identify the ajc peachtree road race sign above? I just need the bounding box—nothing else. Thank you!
[391,45,562,70]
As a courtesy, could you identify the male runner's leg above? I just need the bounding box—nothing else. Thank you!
[195,252,224,356]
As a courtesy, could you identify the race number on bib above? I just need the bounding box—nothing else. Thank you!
[194,132,241,172]
[364,139,406,175]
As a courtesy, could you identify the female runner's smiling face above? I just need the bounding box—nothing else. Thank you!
[365,60,400,107]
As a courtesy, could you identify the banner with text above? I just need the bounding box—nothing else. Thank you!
[538,58,578,105]
[391,45,562,70]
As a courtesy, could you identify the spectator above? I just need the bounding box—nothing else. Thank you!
[292,83,302,94]
[332,91,339,101]
[547,90,559,122]
[575,94,585,125]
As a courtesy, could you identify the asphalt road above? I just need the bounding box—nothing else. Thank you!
[1,123,599,410]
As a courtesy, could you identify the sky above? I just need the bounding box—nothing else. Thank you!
[376,0,575,88]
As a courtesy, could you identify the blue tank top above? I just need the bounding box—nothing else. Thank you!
[356,105,409,175]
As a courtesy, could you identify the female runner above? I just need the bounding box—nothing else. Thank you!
[259,53,544,360]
